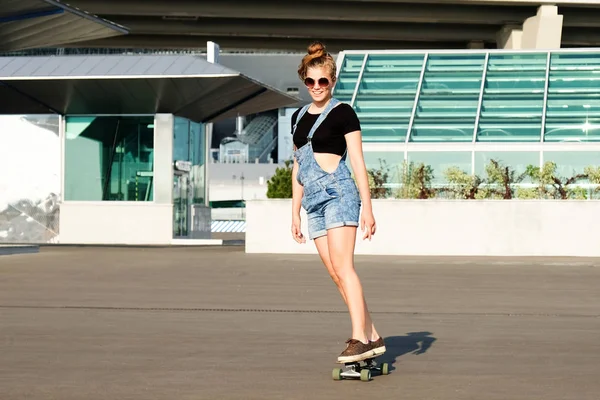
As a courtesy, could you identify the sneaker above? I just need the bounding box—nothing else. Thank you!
[337,338,374,363]
[370,337,386,356]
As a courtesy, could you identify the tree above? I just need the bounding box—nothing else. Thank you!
[266,160,293,198]
[484,159,528,199]
[398,161,436,199]
[442,166,484,199]
[523,161,588,200]
[367,159,391,199]
[585,165,600,199]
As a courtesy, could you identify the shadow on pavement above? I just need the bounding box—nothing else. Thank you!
[378,331,437,372]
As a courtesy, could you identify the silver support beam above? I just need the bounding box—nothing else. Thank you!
[406,53,429,144]
[67,35,469,52]
[540,51,551,143]
[334,52,346,84]
[67,0,536,25]
[109,17,500,42]
[350,54,368,107]
[472,52,489,144]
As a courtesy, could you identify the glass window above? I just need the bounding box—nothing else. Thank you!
[474,151,539,183]
[363,151,405,197]
[477,53,546,142]
[173,117,190,162]
[190,121,206,204]
[543,151,600,178]
[545,52,600,142]
[353,54,425,142]
[173,117,206,205]
[407,151,472,185]
[410,53,486,142]
[334,54,365,104]
[0,114,61,243]
[65,116,154,201]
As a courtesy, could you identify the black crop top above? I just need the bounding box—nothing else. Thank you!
[291,103,361,156]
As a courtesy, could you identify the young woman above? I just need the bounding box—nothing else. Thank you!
[290,41,386,363]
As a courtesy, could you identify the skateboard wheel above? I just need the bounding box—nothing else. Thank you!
[332,368,342,381]
[360,369,371,382]
[381,363,389,375]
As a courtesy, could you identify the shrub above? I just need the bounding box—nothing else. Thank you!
[367,159,392,199]
[524,161,588,200]
[395,161,435,199]
[442,166,484,199]
[266,160,293,198]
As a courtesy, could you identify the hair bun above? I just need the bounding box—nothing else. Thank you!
[297,40,337,81]
[307,41,326,57]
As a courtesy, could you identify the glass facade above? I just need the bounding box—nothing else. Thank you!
[0,115,61,243]
[335,49,600,198]
[173,117,207,238]
[336,50,600,143]
[65,116,154,201]
[173,117,206,204]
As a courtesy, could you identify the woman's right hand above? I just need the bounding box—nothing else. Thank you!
[291,214,305,244]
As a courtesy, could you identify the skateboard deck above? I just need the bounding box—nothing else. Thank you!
[332,357,389,382]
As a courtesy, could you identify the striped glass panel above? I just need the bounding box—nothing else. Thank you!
[353,54,425,142]
[410,53,486,142]
[477,53,546,142]
[545,52,600,142]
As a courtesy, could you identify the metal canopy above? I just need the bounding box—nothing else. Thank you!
[45,0,600,50]
[0,54,300,122]
[0,0,128,52]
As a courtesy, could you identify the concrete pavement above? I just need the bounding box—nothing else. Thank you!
[1,246,599,399]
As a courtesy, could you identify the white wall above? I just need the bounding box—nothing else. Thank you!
[246,199,600,257]
[60,203,173,245]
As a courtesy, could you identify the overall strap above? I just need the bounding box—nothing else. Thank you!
[307,98,340,141]
[292,103,311,135]
[291,98,341,139]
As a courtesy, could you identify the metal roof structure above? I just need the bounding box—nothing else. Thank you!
[0,0,127,52]
[25,0,600,51]
[0,54,300,122]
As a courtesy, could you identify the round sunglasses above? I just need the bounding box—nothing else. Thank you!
[304,77,331,89]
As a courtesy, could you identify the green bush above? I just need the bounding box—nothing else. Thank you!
[266,160,293,198]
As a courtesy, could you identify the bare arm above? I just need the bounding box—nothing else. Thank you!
[345,131,372,210]
[291,146,306,243]
[291,147,304,217]
[345,130,376,239]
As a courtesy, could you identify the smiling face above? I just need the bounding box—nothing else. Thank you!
[304,66,335,104]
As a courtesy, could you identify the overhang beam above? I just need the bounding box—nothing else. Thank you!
[61,35,475,51]
[65,0,534,25]
[111,17,500,42]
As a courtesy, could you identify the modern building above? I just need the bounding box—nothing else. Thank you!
[0,53,298,245]
[332,48,600,194]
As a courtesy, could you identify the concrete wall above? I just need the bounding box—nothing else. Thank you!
[246,199,599,257]
[60,203,173,245]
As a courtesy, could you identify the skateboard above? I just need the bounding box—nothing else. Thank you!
[332,357,390,382]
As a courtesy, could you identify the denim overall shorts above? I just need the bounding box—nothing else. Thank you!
[293,98,361,240]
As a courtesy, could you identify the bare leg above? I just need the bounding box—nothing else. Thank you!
[326,226,380,343]
[314,236,347,304]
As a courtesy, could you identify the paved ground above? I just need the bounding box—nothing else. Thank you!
[1,246,599,400]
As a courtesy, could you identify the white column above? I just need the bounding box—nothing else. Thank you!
[497,25,523,49]
[497,5,563,50]
[153,113,174,205]
[522,5,563,49]
[204,40,220,207]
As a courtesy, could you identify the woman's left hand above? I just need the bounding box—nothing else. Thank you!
[360,209,376,241]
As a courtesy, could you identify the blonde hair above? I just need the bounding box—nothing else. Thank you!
[297,41,337,81]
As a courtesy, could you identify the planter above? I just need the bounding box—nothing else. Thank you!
[246,199,599,257]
